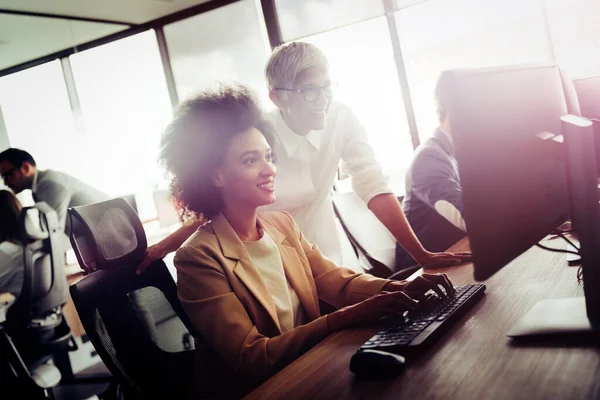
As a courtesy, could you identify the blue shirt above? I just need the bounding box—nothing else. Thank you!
[395,128,466,271]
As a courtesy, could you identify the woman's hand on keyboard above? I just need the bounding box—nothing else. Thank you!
[404,273,455,299]
[383,273,455,299]
[327,291,418,331]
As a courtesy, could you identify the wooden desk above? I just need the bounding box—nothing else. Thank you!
[246,238,600,400]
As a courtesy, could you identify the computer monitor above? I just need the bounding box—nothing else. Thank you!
[444,64,571,280]
[562,115,600,328]
[445,64,600,329]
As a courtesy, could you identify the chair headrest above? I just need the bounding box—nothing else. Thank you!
[20,202,59,241]
[69,198,147,274]
[22,208,48,240]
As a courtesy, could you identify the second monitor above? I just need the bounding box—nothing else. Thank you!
[443,64,571,281]
[446,63,600,330]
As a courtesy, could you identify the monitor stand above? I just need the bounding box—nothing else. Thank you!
[507,297,594,337]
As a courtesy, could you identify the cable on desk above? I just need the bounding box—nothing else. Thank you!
[538,228,580,255]
[551,230,580,252]
[535,242,580,255]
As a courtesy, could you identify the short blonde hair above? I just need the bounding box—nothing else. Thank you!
[265,42,328,90]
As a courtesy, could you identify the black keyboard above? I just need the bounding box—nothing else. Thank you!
[358,284,486,355]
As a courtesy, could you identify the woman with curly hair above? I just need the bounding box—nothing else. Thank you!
[160,84,455,398]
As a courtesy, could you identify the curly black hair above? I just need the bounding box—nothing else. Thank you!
[159,83,275,219]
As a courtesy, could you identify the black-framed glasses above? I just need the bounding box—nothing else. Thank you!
[1,166,17,181]
[275,82,339,102]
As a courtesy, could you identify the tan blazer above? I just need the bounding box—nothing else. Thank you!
[175,211,390,398]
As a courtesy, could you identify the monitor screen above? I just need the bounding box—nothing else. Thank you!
[444,64,571,280]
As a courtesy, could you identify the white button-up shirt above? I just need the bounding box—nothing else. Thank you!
[262,101,392,266]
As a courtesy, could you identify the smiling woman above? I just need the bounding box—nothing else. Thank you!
[213,127,276,220]
[158,83,455,399]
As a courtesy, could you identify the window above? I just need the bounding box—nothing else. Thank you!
[275,0,384,41]
[300,17,412,193]
[0,60,81,178]
[546,0,600,79]
[395,0,554,141]
[0,14,126,71]
[69,31,173,218]
[164,0,270,104]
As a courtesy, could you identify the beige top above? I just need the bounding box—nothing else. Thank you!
[174,211,390,397]
[244,231,304,332]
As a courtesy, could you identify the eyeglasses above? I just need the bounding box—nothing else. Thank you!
[1,166,17,181]
[275,82,339,102]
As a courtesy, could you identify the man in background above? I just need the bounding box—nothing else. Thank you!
[0,148,109,237]
[396,75,467,271]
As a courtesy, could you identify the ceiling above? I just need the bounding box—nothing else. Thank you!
[0,0,212,72]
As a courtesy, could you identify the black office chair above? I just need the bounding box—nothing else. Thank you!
[1,203,75,398]
[68,198,197,399]
[332,192,420,280]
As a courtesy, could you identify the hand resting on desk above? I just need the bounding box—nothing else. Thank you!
[418,250,472,269]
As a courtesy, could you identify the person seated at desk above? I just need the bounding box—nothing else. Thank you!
[395,76,467,271]
[137,41,470,274]
[0,190,25,298]
[161,84,455,398]
[0,148,109,239]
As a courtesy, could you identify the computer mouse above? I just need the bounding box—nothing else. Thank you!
[349,349,406,379]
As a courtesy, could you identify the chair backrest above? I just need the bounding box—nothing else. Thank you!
[573,75,600,119]
[7,202,69,328]
[332,191,396,278]
[68,198,197,399]
[69,198,146,274]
